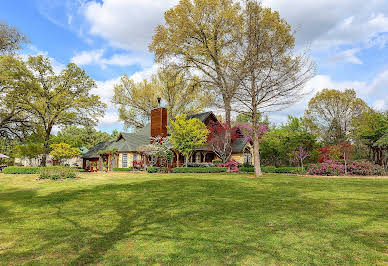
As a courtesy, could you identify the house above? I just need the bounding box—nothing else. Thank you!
[15,147,89,167]
[82,107,253,171]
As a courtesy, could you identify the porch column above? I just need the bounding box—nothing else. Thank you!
[176,152,180,167]
[98,155,101,171]
[116,153,119,168]
[202,152,207,163]
[108,153,111,171]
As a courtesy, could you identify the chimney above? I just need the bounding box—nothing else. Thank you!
[151,107,167,138]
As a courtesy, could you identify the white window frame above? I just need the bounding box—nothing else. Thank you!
[122,153,128,168]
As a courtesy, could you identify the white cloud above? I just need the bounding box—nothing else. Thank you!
[71,49,154,68]
[328,48,363,64]
[83,0,179,51]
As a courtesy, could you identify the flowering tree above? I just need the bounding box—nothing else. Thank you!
[292,145,309,168]
[137,136,173,167]
[207,122,239,163]
[238,122,268,176]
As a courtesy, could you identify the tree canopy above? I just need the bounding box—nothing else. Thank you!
[0,55,106,166]
[0,21,28,54]
[168,114,209,167]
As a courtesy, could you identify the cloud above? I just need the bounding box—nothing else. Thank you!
[267,68,388,124]
[83,0,179,51]
[328,48,363,64]
[71,49,154,68]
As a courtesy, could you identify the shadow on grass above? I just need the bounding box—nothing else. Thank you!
[0,177,387,264]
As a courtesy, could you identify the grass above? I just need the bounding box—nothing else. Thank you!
[0,172,387,265]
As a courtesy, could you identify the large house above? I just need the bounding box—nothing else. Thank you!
[82,107,253,171]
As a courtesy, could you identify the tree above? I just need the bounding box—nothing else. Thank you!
[207,121,239,163]
[149,0,243,124]
[168,114,209,167]
[0,21,28,54]
[305,89,370,144]
[113,67,212,130]
[292,145,309,168]
[0,55,106,166]
[49,143,80,165]
[138,136,173,168]
[352,110,388,166]
[234,0,315,177]
[52,126,113,149]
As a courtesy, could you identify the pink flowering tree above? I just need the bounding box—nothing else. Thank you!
[207,122,239,163]
[238,122,268,176]
[292,145,310,168]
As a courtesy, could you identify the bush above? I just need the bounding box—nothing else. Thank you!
[187,162,215,168]
[113,167,134,172]
[172,167,227,173]
[38,167,77,180]
[212,158,222,164]
[239,166,306,174]
[308,160,384,176]
[2,166,40,174]
[147,166,167,173]
[219,159,240,171]
[239,167,254,172]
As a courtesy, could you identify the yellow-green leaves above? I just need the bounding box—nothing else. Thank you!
[50,143,81,162]
[168,114,209,166]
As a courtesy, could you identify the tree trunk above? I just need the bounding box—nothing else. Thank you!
[41,127,52,167]
[253,132,262,177]
[224,98,231,125]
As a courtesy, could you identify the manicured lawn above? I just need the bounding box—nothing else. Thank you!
[0,172,387,265]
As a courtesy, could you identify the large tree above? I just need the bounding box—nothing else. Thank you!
[149,0,243,124]
[52,125,114,150]
[235,1,315,177]
[113,67,212,130]
[305,89,370,144]
[0,55,106,166]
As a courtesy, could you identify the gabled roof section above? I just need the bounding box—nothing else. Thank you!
[187,111,218,123]
[111,133,150,152]
[82,140,114,159]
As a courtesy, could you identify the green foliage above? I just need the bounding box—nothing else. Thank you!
[168,114,209,167]
[260,116,320,167]
[172,167,227,173]
[0,21,28,54]
[212,158,222,164]
[113,168,134,172]
[147,166,167,173]
[38,166,77,180]
[239,166,306,174]
[0,55,106,166]
[49,143,80,162]
[2,166,39,174]
[52,125,114,150]
[305,89,370,144]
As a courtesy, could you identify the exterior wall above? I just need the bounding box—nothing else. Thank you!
[231,153,244,164]
[118,152,136,168]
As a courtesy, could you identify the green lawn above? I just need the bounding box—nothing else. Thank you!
[0,172,387,265]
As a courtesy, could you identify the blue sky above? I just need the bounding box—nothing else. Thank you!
[1,0,388,133]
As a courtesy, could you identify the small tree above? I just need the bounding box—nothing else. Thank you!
[292,145,310,168]
[168,114,209,167]
[207,121,239,163]
[138,136,173,168]
[49,143,80,165]
[338,142,353,175]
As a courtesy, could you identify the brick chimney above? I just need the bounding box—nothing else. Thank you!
[151,107,167,138]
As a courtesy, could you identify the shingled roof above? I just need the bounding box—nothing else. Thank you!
[82,140,114,159]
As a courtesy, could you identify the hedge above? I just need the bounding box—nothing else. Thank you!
[239,166,306,174]
[2,167,40,174]
[172,167,227,173]
[39,167,77,180]
[113,167,134,172]
[147,167,167,173]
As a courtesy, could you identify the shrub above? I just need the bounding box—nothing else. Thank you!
[347,160,384,176]
[239,166,306,174]
[239,167,254,172]
[113,167,134,172]
[307,160,384,176]
[212,158,222,164]
[38,167,77,180]
[242,161,253,168]
[172,167,227,173]
[187,162,215,168]
[2,167,40,174]
[147,166,158,173]
[133,160,144,170]
[219,159,240,171]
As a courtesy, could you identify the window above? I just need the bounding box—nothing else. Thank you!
[244,147,252,164]
[122,153,128,168]
[133,153,138,161]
